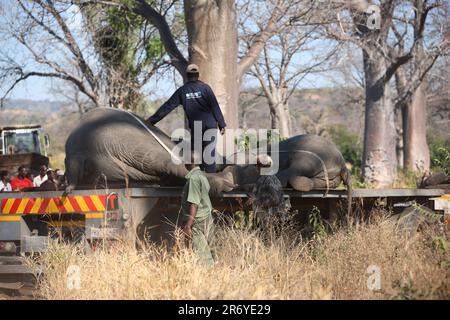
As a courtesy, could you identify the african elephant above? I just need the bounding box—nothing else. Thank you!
[64,107,233,194]
[220,134,352,213]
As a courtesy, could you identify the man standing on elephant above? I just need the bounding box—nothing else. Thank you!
[180,152,215,266]
[147,64,226,173]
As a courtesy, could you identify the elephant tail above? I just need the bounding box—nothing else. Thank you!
[341,166,352,216]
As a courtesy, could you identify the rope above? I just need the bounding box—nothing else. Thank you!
[108,107,183,164]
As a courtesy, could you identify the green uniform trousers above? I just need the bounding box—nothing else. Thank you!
[182,214,215,266]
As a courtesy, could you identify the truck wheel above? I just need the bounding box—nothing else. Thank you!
[392,205,442,236]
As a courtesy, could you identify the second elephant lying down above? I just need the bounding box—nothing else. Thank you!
[222,134,351,191]
[220,134,352,213]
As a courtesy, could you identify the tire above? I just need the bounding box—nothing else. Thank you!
[392,205,442,236]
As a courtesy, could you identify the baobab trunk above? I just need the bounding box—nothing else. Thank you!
[395,106,404,168]
[269,102,291,138]
[184,0,239,129]
[362,51,397,187]
[394,66,407,169]
[403,82,430,172]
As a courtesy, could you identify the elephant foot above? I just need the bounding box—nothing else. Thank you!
[289,176,314,192]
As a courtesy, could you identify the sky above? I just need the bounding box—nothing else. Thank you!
[6,53,337,103]
[2,1,85,101]
[1,1,343,103]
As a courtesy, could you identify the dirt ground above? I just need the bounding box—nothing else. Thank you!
[0,288,35,300]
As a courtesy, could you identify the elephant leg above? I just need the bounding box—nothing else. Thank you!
[65,155,85,193]
[276,168,293,188]
[289,176,314,192]
[277,168,314,191]
[311,175,341,189]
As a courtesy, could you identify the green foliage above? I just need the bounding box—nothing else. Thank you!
[235,131,258,151]
[232,210,254,229]
[328,125,363,170]
[328,125,365,187]
[309,206,327,241]
[348,166,368,188]
[427,130,450,175]
[394,168,422,188]
[145,36,163,62]
[352,175,368,188]
[104,5,162,71]
[391,278,433,300]
[432,236,450,252]
[235,130,284,151]
[85,0,163,82]
[432,147,450,175]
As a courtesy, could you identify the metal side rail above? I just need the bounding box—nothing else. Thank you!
[0,256,42,275]
[127,187,448,199]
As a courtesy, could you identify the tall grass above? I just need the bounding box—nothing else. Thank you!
[30,212,449,300]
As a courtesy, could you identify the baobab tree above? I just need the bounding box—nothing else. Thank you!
[76,0,298,129]
[393,0,450,173]
[326,0,449,187]
[242,5,338,138]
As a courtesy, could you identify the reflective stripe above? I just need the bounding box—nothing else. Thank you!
[47,221,84,227]
[91,196,105,211]
[61,197,75,212]
[86,213,104,219]
[0,216,20,221]
[3,199,15,213]
[16,199,28,213]
[75,196,90,212]
[30,198,43,214]
[1,195,113,214]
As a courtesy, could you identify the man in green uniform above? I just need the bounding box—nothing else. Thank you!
[181,152,215,266]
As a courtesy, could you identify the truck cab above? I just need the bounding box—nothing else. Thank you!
[0,124,50,174]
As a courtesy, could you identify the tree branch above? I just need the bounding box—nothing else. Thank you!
[237,0,285,79]
[394,51,441,107]
[133,0,188,74]
[0,69,97,108]
[37,0,98,91]
[384,52,414,83]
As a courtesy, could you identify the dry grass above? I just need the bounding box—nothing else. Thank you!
[30,212,450,300]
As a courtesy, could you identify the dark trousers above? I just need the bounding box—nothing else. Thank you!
[190,127,217,173]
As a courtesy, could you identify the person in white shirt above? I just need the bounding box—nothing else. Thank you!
[0,170,12,192]
[33,165,48,187]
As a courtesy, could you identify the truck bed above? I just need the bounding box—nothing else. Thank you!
[1,186,446,199]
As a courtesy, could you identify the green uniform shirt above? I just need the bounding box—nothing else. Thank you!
[181,167,212,221]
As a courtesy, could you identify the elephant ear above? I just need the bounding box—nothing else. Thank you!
[205,171,236,196]
[221,171,236,192]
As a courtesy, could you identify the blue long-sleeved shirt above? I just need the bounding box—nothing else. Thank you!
[148,80,226,130]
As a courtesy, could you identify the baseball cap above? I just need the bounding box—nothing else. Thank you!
[256,155,273,168]
[186,64,199,74]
